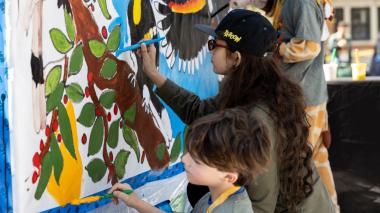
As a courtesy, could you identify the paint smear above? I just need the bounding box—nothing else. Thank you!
[168,0,206,14]
[47,101,83,206]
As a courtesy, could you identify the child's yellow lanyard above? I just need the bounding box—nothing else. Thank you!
[205,186,241,213]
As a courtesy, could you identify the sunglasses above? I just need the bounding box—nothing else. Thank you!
[207,39,230,51]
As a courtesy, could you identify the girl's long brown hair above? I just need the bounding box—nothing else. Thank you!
[217,53,313,212]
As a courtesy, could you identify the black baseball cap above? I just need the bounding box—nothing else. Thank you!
[195,9,277,57]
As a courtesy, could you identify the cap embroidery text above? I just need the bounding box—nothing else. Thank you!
[223,30,241,43]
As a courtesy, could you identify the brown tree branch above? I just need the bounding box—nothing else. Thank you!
[68,0,169,170]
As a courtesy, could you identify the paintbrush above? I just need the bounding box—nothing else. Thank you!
[70,189,134,205]
[118,37,165,53]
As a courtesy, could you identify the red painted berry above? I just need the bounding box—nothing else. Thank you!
[102,26,108,39]
[32,152,41,168]
[52,120,58,132]
[63,95,68,104]
[119,120,123,128]
[82,134,87,145]
[96,107,102,117]
[39,140,44,151]
[45,126,51,137]
[32,171,39,184]
[107,112,111,122]
[109,151,113,161]
[87,72,93,82]
[57,134,62,143]
[85,87,90,98]
[113,104,118,115]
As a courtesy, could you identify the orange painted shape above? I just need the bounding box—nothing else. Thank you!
[47,101,83,206]
[71,196,101,205]
[168,0,206,14]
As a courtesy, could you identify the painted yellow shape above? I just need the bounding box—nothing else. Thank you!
[133,0,142,25]
[47,101,83,206]
[71,196,101,205]
[144,28,153,40]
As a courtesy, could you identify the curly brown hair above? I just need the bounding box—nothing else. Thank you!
[185,107,271,186]
[217,53,314,212]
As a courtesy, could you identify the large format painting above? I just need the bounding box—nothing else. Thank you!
[4,0,227,212]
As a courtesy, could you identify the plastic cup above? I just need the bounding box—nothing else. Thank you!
[323,64,338,81]
[351,63,367,80]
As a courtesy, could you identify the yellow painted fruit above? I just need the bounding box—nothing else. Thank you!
[47,101,83,206]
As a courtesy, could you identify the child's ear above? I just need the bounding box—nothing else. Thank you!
[234,51,242,67]
[224,173,238,184]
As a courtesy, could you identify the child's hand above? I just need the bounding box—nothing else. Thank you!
[109,183,140,208]
[137,43,167,88]
[138,43,158,78]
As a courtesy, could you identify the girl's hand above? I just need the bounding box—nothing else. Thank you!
[137,43,167,88]
[109,183,140,208]
[139,43,158,78]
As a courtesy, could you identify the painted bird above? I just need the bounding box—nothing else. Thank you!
[153,0,229,73]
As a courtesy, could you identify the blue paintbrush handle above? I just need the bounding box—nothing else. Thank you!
[121,37,164,52]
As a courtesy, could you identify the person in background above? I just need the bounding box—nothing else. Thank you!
[328,21,352,77]
[110,108,271,213]
[368,32,380,76]
[244,0,340,212]
[139,8,334,213]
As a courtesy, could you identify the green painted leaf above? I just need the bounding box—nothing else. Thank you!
[114,150,130,179]
[49,28,73,54]
[45,65,62,96]
[88,117,104,156]
[89,40,106,58]
[58,103,76,160]
[77,103,96,127]
[99,58,117,80]
[35,152,53,199]
[155,143,167,161]
[122,125,140,161]
[86,158,107,183]
[50,133,63,184]
[46,83,64,113]
[64,8,75,41]
[98,0,111,20]
[69,44,84,75]
[66,83,84,103]
[107,119,120,149]
[99,90,115,109]
[107,25,120,52]
[123,103,136,124]
[170,133,181,163]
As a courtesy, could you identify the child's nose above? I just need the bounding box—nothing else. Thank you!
[181,153,189,164]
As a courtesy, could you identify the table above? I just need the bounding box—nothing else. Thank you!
[327,77,380,179]
[327,77,380,212]
[327,77,380,148]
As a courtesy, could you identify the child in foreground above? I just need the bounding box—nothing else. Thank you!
[109,107,271,213]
